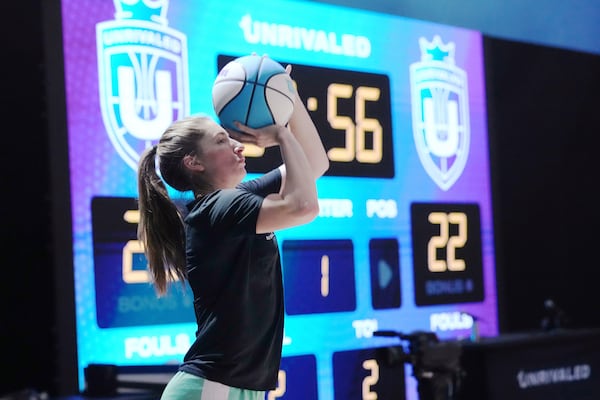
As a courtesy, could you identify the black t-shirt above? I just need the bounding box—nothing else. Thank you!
[179,169,284,391]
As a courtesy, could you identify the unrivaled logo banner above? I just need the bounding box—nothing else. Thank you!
[96,0,190,170]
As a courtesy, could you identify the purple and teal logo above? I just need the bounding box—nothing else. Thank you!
[410,35,470,191]
[96,0,190,170]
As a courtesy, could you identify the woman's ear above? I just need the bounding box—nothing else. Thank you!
[183,155,205,172]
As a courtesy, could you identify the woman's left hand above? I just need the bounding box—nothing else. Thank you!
[226,122,287,148]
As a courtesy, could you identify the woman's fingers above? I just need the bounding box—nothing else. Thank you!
[233,121,260,136]
[229,122,287,148]
[227,125,257,144]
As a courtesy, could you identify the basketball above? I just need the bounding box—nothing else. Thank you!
[212,54,296,132]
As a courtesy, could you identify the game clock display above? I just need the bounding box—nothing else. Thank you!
[218,55,395,178]
[59,0,497,399]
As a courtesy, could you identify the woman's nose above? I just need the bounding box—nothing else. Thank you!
[232,139,244,153]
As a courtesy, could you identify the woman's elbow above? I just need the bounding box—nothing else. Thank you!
[315,157,330,179]
[308,198,320,220]
[294,198,320,223]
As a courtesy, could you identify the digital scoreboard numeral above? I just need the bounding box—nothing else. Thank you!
[266,355,318,400]
[411,203,484,306]
[427,212,467,272]
[267,370,287,400]
[333,348,405,400]
[327,83,383,164]
[282,239,356,315]
[321,254,330,297]
[91,196,193,328]
[361,359,379,400]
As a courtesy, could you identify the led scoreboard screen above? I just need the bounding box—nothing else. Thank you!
[59,0,497,398]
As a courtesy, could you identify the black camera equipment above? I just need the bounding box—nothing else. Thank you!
[374,330,463,400]
[540,298,570,331]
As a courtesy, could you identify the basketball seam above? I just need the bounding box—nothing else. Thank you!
[245,56,265,126]
[264,80,294,125]
[215,74,293,101]
[264,75,295,101]
[214,81,243,118]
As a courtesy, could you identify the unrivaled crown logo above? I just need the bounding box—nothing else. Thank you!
[410,35,470,191]
[96,0,190,170]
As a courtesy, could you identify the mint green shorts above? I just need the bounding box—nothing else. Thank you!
[160,371,266,400]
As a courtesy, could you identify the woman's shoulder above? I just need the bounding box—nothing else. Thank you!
[184,187,263,232]
[185,188,252,218]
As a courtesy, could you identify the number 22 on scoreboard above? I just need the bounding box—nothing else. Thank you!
[427,211,467,272]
